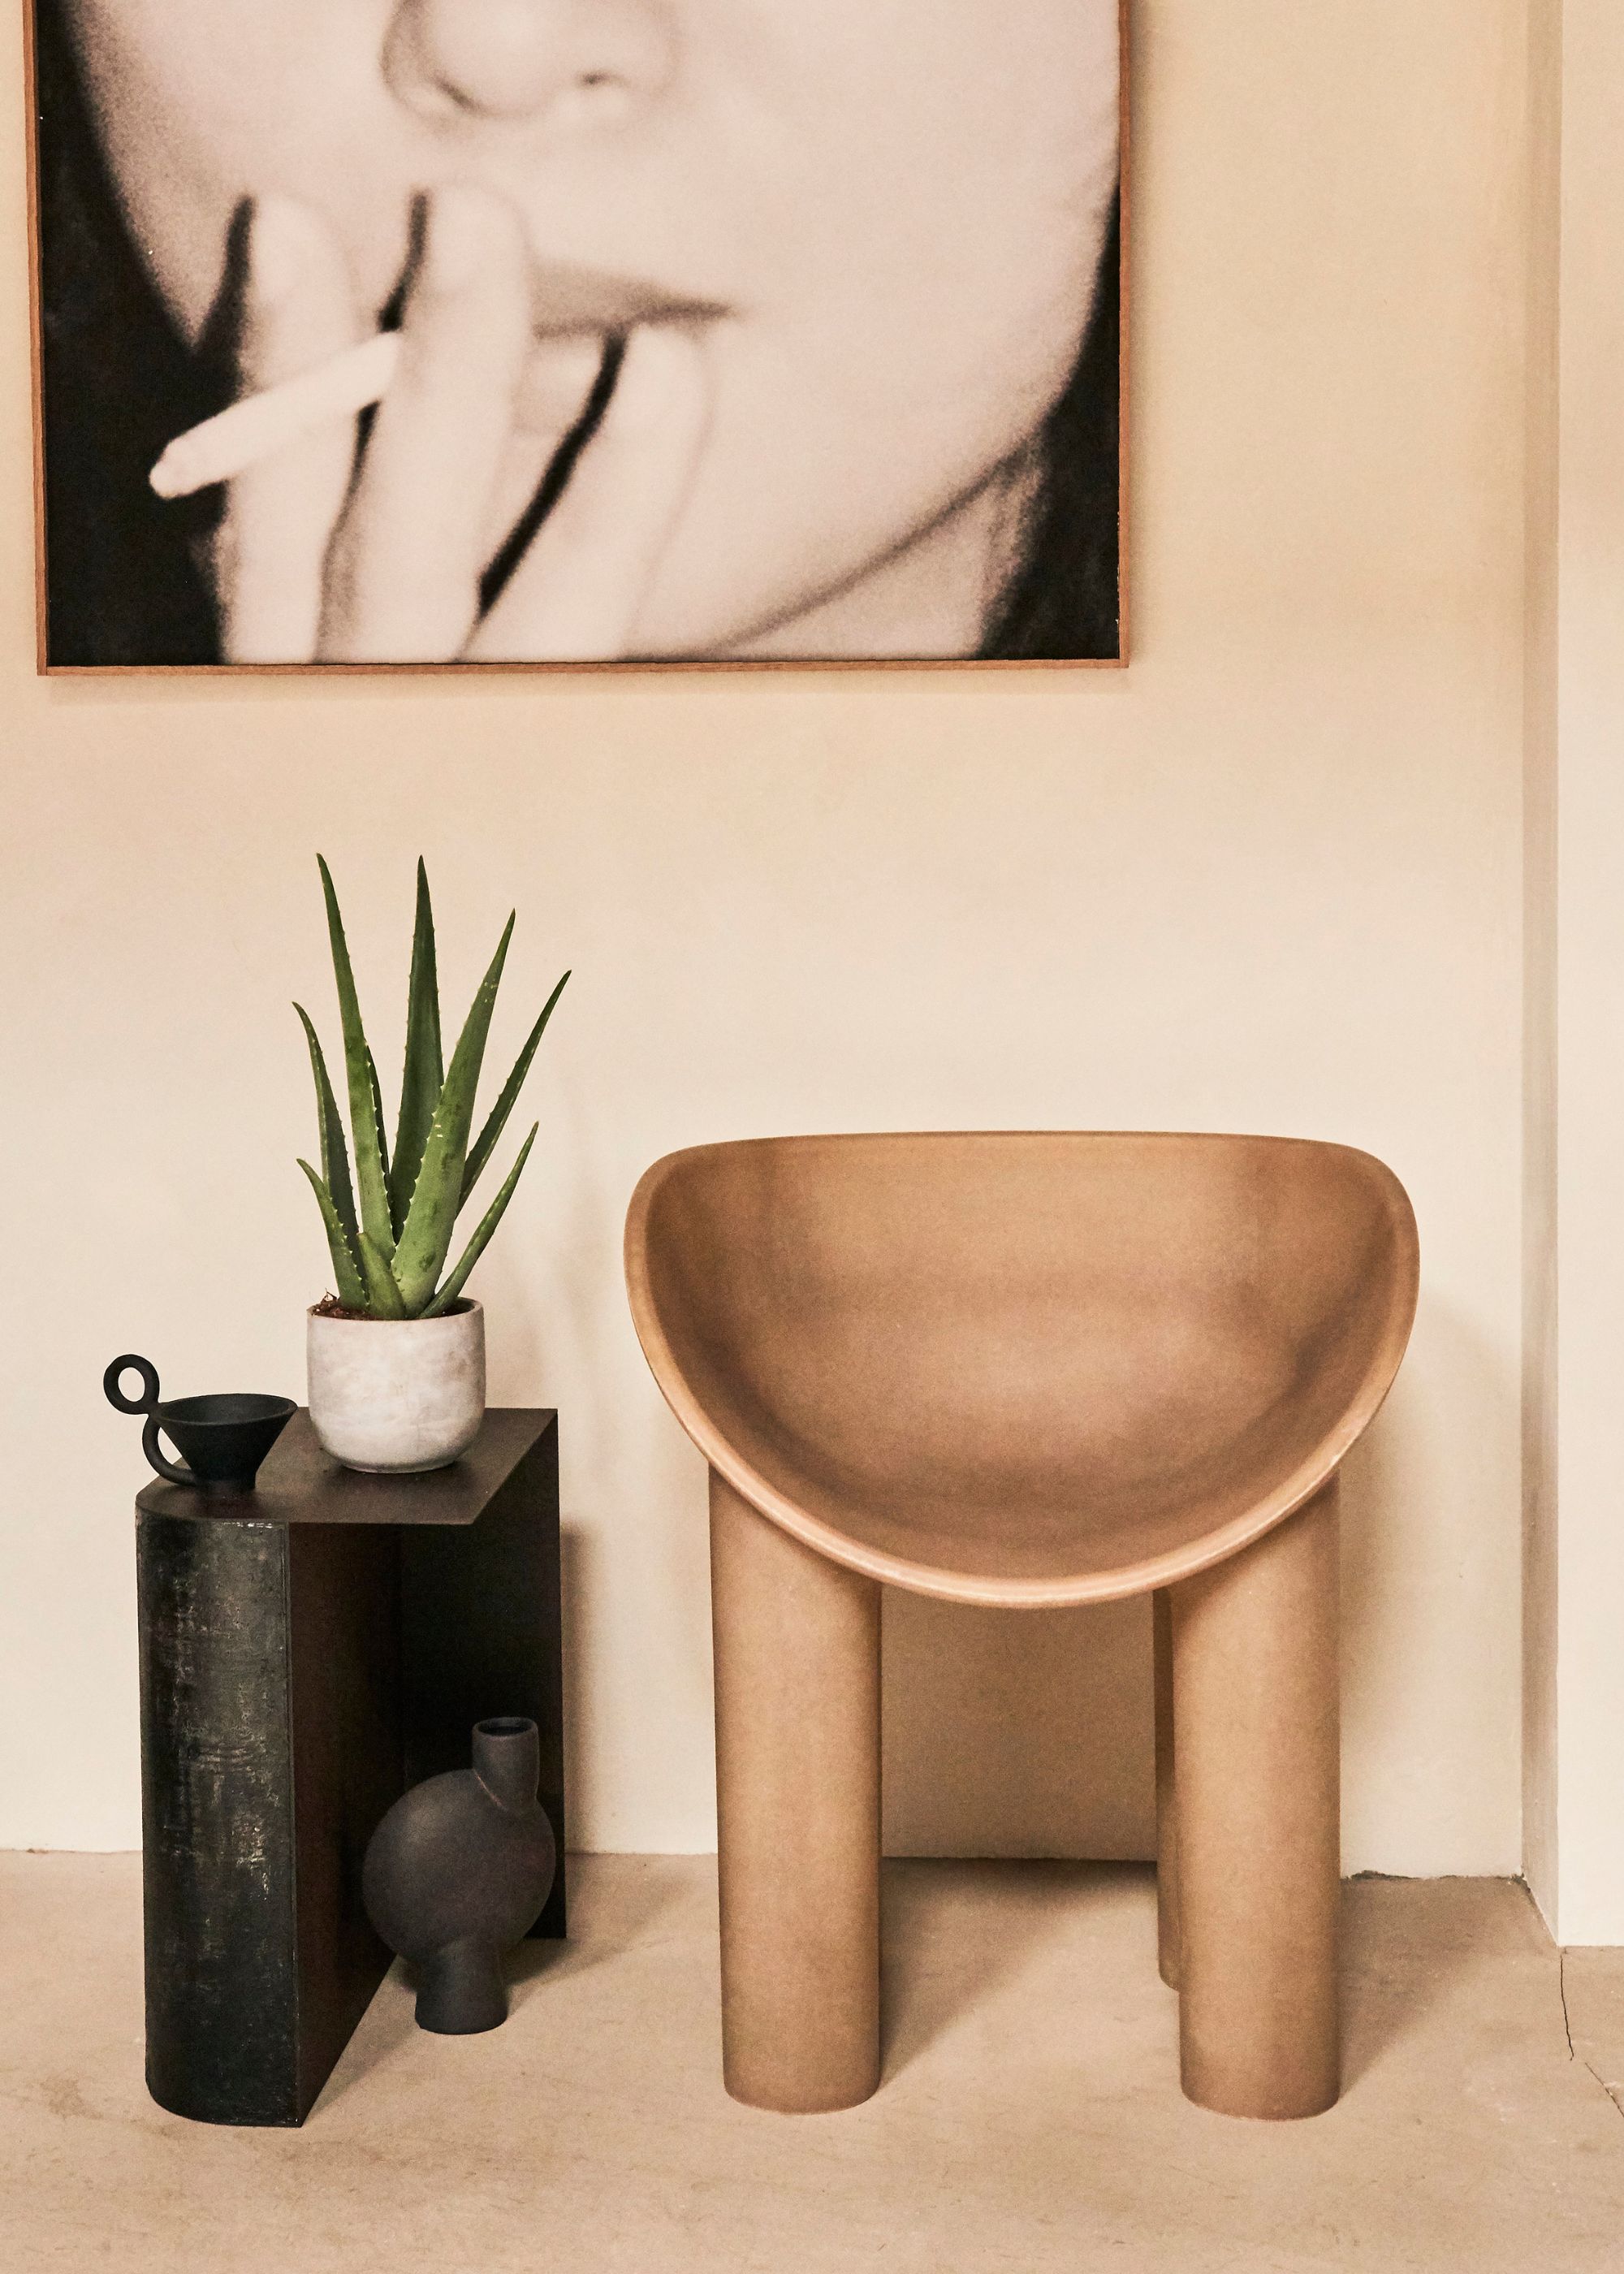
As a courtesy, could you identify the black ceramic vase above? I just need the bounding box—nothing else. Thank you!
[362,1718,556,2035]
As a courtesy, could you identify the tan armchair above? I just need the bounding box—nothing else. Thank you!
[626,1132,1418,2121]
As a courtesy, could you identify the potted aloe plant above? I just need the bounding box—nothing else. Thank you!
[296,856,568,1473]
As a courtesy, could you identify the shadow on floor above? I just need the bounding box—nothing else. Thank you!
[880,1858,1156,2084]
[321,1855,1545,2117]
[316,1853,690,2112]
[879,1861,1550,2103]
[1340,1874,1554,2092]
[507,1854,689,2000]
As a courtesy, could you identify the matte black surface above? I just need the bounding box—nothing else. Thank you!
[135,1409,563,2124]
[400,1420,567,1939]
[139,1408,554,1528]
[287,1524,402,2116]
[105,1353,162,1414]
[363,1718,556,2034]
[138,1511,301,2125]
[107,1353,295,1494]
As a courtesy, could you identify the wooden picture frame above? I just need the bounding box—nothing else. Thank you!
[24,2,1129,677]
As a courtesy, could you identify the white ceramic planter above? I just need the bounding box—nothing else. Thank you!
[307,1300,486,1474]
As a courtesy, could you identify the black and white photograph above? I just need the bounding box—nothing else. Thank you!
[28,1,1124,670]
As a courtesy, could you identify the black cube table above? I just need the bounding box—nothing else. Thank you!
[136,1408,564,2127]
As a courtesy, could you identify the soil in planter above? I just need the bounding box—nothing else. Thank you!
[309,1296,477,1321]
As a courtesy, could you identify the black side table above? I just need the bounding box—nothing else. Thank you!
[136,1408,564,2127]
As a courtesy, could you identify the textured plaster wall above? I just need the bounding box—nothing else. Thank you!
[1523,0,1624,1946]
[0,4,1529,1872]
[1522,0,1561,1931]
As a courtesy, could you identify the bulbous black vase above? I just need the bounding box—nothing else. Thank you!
[362,1718,556,2035]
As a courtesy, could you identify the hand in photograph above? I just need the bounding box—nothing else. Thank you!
[217,187,710,664]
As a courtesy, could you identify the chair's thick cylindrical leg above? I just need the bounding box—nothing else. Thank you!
[1153,1588,1180,1991]
[709,1469,882,2113]
[1171,1481,1341,2120]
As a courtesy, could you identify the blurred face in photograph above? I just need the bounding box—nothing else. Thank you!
[58,1,1121,659]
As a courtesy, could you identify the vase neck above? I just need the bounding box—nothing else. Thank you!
[471,1718,539,1813]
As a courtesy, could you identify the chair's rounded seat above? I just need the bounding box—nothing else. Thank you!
[626,1133,1418,1607]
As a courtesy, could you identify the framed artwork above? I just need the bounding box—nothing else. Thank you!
[26,3,1125,674]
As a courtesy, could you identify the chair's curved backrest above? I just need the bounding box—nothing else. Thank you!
[626,1133,1419,1606]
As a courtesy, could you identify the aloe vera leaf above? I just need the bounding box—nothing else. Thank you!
[425,1126,538,1318]
[391,914,515,1313]
[296,1158,367,1311]
[460,969,569,1210]
[365,1043,392,1208]
[317,856,395,1260]
[357,1230,409,1319]
[294,1005,359,1255]
[390,859,443,1232]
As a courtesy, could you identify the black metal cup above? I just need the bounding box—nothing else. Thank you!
[105,1355,296,1497]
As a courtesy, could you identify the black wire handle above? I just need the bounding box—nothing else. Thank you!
[104,1355,160,1415]
[104,1355,194,1486]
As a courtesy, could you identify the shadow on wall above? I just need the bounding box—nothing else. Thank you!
[884,1288,1484,1869]
[883,1592,1156,1861]
[1338,1288,1518,1875]
[478,1105,721,1854]
[472,1125,1497,1871]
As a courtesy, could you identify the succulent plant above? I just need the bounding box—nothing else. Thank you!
[296,857,568,1321]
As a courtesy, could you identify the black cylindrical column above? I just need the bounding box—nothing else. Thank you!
[137,1505,402,2125]
[138,1510,302,2125]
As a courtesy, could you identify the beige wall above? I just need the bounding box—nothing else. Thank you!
[0,5,1530,1874]
[1522,0,1624,1946]
[1522,0,1561,1928]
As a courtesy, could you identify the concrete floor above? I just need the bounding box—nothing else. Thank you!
[1,1854,1620,2272]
